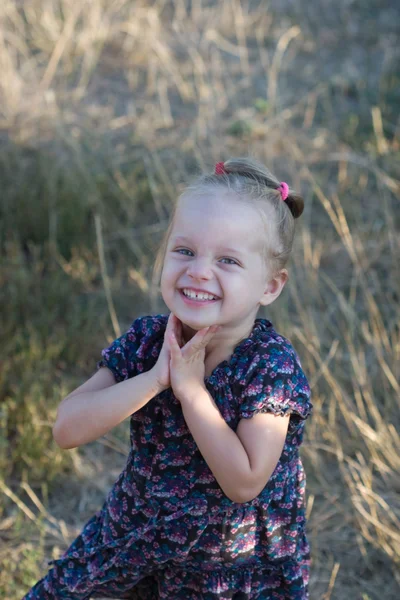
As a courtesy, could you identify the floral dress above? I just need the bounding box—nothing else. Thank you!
[23,314,313,600]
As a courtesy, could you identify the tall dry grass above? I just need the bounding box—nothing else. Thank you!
[0,0,399,598]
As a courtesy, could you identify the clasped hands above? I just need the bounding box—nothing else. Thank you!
[153,312,220,403]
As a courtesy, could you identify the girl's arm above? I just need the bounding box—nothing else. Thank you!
[180,387,289,503]
[53,367,163,449]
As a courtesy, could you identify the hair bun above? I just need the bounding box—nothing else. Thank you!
[285,193,304,219]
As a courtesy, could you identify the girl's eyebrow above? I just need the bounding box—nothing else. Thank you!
[172,235,245,256]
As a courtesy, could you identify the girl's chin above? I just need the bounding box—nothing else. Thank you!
[165,294,217,330]
[177,316,212,334]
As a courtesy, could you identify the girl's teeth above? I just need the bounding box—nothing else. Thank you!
[183,289,217,301]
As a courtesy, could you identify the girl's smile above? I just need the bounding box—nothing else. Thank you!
[179,287,221,306]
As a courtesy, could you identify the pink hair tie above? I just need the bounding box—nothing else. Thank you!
[277,181,289,202]
[215,161,227,175]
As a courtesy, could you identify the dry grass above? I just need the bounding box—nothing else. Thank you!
[0,0,399,598]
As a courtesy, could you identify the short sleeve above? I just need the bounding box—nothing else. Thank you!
[96,317,146,383]
[238,340,313,431]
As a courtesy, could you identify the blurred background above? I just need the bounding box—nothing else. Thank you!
[0,0,399,598]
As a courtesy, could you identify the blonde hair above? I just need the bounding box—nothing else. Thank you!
[152,156,304,286]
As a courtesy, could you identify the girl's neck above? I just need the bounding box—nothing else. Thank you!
[181,318,257,375]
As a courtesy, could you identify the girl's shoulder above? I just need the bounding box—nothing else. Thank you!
[105,313,168,352]
[232,317,307,380]
[126,313,169,356]
[96,314,168,382]
[233,318,313,425]
[134,313,168,337]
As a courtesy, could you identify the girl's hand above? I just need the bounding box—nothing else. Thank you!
[168,322,220,402]
[152,313,184,393]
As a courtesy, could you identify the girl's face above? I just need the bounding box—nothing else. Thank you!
[160,191,282,340]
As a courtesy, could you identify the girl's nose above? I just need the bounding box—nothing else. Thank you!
[186,258,212,280]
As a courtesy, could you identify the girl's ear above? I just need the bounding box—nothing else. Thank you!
[260,269,288,306]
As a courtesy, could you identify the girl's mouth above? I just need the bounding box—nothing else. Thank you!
[179,289,220,306]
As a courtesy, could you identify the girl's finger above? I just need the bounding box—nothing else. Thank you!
[165,313,174,336]
[172,315,182,345]
[200,325,220,341]
[167,313,184,347]
[182,326,217,355]
[176,320,184,347]
[169,332,181,357]
[167,312,176,329]
[207,325,220,335]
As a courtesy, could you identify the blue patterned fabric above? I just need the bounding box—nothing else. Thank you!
[23,314,313,599]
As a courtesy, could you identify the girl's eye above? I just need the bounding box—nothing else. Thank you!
[174,249,239,266]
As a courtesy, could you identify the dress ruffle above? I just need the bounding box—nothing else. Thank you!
[47,498,212,595]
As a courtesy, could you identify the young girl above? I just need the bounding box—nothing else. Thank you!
[23,157,313,600]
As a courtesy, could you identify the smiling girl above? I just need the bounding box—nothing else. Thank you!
[24,157,313,600]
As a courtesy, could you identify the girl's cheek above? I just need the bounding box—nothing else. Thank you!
[160,268,169,291]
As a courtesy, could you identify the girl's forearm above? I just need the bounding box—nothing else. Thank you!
[180,387,252,503]
[53,370,161,449]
